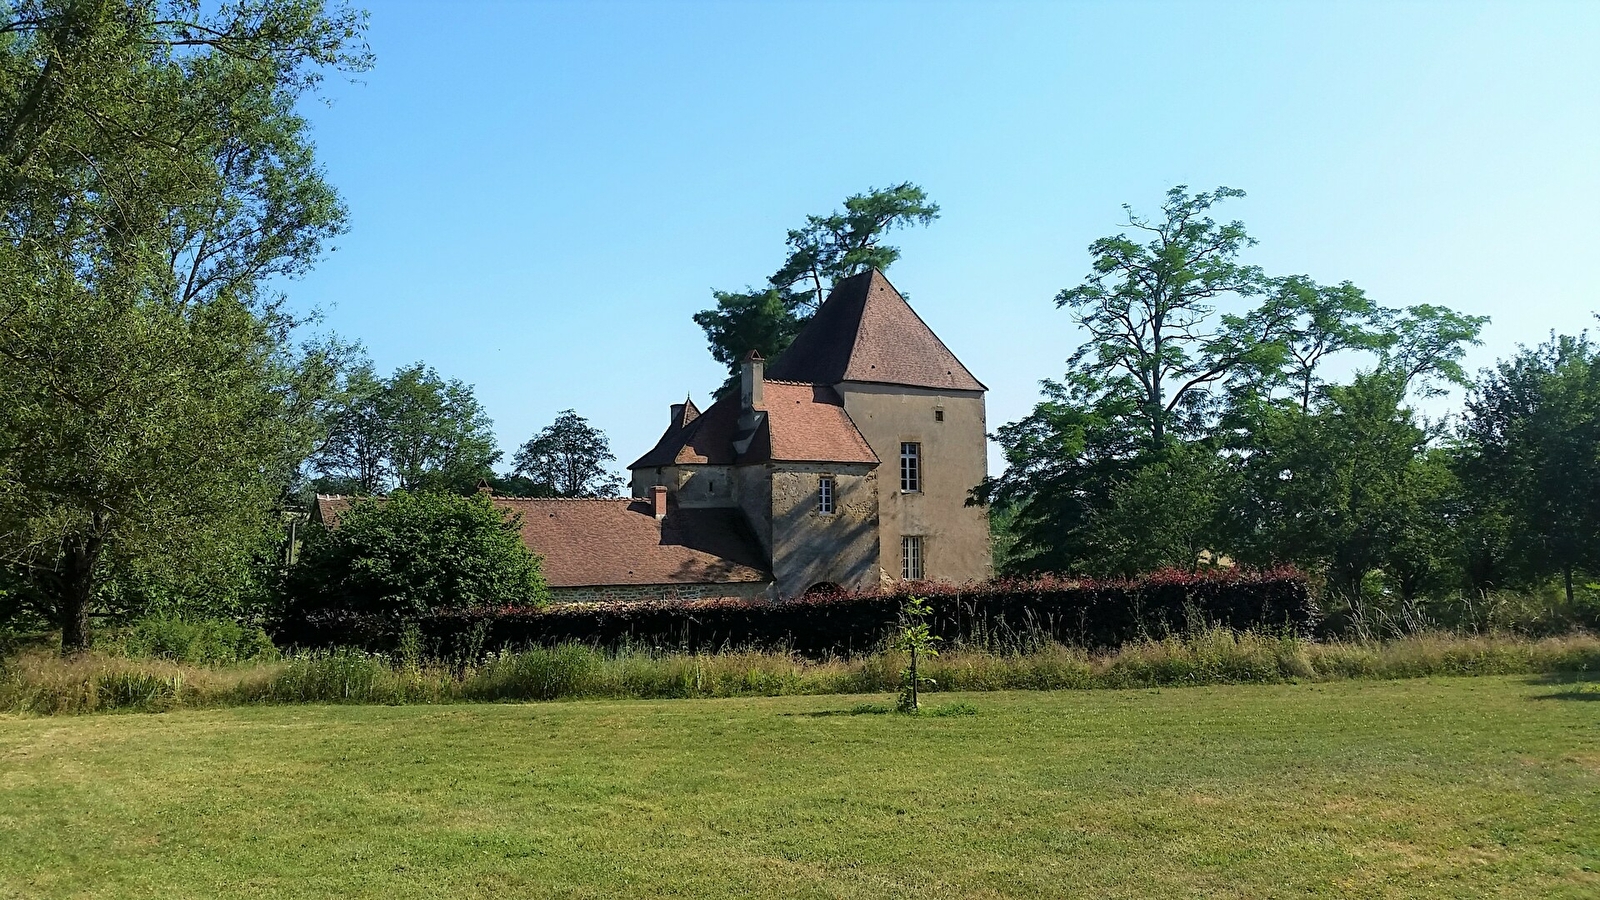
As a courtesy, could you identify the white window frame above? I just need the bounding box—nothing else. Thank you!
[818,475,836,515]
[902,535,924,580]
[900,442,921,493]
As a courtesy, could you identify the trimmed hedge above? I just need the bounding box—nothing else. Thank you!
[276,568,1315,658]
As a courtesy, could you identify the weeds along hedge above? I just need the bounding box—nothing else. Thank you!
[277,567,1315,657]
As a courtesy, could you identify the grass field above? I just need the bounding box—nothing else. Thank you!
[2,676,1597,898]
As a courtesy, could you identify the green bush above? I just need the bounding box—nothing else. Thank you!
[281,491,548,623]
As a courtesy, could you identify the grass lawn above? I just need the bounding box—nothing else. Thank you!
[1,677,1597,898]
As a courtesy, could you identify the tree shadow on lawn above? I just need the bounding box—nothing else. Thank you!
[1526,672,1600,702]
[786,702,980,718]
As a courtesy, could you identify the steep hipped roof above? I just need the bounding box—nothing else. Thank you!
[629,381,878,469]
[764,268,986,391]
[311,495,770,588]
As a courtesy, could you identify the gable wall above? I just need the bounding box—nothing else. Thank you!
[835,383,991,585]
[766,462,881,597]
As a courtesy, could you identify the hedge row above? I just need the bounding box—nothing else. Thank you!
[276,568,1316,658]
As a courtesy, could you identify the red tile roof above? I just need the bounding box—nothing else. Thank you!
[765,268,986,391]
[629,381,877,469]
[311,495,770,588]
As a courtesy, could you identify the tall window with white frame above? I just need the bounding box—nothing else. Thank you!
[902,535,924,580]
[817,475,835,515]
[899,442,921,493]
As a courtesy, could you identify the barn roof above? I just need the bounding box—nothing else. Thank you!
[311,495,769,588]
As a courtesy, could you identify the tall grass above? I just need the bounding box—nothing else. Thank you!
[2,629,1595,716]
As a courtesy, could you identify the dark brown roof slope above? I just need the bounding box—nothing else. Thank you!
[629,382,877,468]
[764,268,986,392]
[311,495,770,588]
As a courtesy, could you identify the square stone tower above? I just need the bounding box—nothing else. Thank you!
[630,268,989,597]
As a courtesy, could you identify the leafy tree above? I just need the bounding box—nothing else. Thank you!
[513,410,624,498]
[309,362,502,496]
[1055,186,1291,448]
[694,183,938,385]
[0,0,369,649]
[974,376,1141,576]
[1457,334,1600,605]
[893,595,939,713]
[1230,372,1460,631]
[309,362,391,495]
[382,364,500,493]
[1273,276,1388,413]
[282,491,547,621]
[1087,441,1233,577]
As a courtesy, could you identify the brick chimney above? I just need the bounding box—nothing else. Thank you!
[651,484,668,520]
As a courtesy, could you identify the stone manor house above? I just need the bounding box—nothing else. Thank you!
[314,269,990,602]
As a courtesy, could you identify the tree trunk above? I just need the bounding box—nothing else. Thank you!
[1564,566,1575,607]
[57,534,100,654]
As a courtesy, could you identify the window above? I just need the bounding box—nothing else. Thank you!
[934,409,944,422]
[818,476,835,514]
[900,442,921,492]
[902,535,924,580]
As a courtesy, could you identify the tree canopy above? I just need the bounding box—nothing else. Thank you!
[981,185,1493,635]
[0,0,370,649]
[693,183,938,388]
[513,410,625,498]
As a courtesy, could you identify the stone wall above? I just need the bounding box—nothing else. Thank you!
[836,383,991,585]
[548,580,772,605]
[767,462,881,597]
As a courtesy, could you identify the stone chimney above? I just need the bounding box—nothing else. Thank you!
[739,350,764,414]
[651,484,668,520]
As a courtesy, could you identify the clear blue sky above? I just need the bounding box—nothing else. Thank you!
[285,0,1600,477]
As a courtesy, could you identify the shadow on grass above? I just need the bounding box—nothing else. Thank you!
[787,701,981,718]
[1525,671,1600,701]
[789,703,892,718]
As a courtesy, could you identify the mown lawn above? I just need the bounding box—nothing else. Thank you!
[1,677,1596,898]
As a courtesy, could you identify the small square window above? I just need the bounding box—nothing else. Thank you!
[934,409,944,422]
[818,476,835,514]
[902,535,924,580]
[900,442,921,493]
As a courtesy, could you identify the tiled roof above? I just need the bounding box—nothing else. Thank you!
[507,498,768,587]
[629,381,877,469]
[310,495,770,588]
[750,381,878,464]
[765,268,986,391]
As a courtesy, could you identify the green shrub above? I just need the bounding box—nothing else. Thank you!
[281,491,548,623]
[98,615,277,664]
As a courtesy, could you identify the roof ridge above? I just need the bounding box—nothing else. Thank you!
[494,496,636,502]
